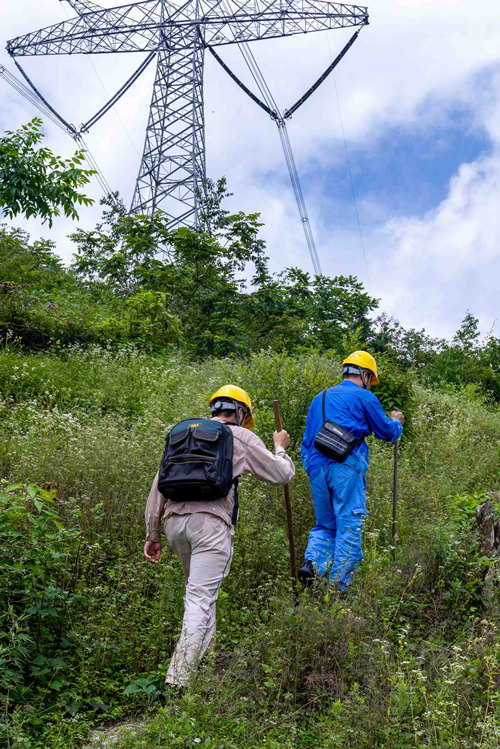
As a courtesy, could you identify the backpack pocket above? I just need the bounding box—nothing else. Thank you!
[158,418,234,503]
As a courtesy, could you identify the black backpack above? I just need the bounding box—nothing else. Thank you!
[158,418,239,524]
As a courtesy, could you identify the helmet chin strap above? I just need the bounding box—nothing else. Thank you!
[361,371,373,389]
[236,405,249,427]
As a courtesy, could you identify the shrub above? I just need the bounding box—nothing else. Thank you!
[0,483,80,709]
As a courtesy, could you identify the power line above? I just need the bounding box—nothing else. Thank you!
[326,34,372,292]
[209,26,363,278]
[215,1,322,276]
[7,0,368,230]
[0,63,114,201]
[60,0,143,160]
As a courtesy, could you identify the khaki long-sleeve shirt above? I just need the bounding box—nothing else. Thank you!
[145,417,295,542]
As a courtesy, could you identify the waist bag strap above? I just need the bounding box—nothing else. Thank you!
[321,389,364,446]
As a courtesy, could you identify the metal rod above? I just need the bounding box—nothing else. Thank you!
[273,399,298,596]
[392,440,398,561]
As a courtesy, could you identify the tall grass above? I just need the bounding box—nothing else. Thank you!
[0,346,498,748]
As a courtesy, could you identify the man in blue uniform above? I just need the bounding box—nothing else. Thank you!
[299,351,404,592]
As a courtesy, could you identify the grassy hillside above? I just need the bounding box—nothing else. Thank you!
[1,346,499,748]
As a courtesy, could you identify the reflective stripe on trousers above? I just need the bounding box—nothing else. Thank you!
[164,513,233,687]
[304,453,369,591]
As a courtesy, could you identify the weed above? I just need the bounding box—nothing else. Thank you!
[0,347,498,747]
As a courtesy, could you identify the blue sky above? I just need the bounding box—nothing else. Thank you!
[322,110,490,219]
[249,96,490,225]
[1,0,499,340]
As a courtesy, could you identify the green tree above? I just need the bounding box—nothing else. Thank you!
[370,312,500,403]
[243,268,378,353]
[0,225,130,349]
[196,177,268,276]
[0,118,95,227]
[307,274,378,350]
[479,335,500,401]
[70,184,269,355]
[70,194,167,290]
[370,313,439,368]
[427,313,499,397]
[71,182,267,290]
[70,182,383,356]
[0,226,64,287]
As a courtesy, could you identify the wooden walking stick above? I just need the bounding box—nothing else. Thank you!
[392,440,399,561]
[273,400,298,595]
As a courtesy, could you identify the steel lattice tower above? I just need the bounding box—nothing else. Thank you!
[7,1,369,228]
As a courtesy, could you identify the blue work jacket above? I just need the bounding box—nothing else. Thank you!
[301,380,403,477]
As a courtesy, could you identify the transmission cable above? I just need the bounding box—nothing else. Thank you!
[210,40,322,274]
[12,58,77,135]
[326,34,371,291]
[206,45,274,118]
[0,63,114,200]
[80,51,156,133]
[284,30,360,119]
[0,64,72,133]
[213,2,322,276]
[59,0,143,159]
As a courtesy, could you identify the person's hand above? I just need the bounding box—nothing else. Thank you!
[273,429,290,450]
[391,410,405,426]
[144,541,162,564]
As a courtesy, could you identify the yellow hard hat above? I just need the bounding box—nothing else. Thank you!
[342,350,379,385]
[209,385,254,428]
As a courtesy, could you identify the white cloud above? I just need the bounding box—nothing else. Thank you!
[369,145,500,337]
[1,0,500,338]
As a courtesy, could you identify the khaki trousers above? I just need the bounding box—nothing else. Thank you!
[164,512,234,687]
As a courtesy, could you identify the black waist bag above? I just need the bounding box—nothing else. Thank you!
[314,390,363,463]
[158,418,239,523]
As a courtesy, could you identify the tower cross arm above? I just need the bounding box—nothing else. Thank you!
[9,1,369,58]
[60,0,106,15]
[7,1,164,57]
[199,1,368,47]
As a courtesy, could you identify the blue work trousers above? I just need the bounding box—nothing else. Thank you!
[304,453,369,591]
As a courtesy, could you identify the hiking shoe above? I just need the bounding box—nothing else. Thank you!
[298,559,316,587]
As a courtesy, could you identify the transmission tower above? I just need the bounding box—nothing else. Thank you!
[7,1,368,244]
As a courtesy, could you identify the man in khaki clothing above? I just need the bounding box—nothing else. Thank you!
[144,385,294,687]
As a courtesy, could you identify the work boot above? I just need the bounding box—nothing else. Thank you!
[298,559,316,587]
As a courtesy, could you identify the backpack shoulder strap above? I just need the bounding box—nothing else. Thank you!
[231,477,239,526]
[321,389,365,446]
[222,423,240,526]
